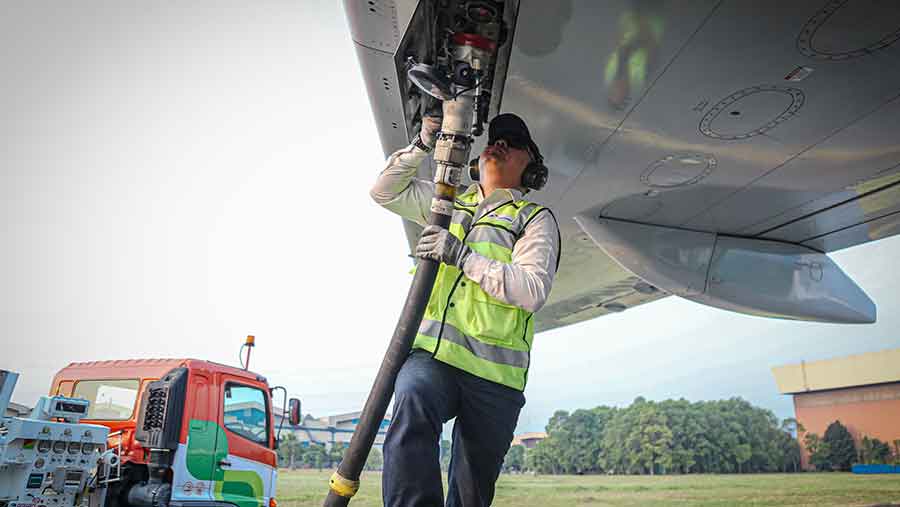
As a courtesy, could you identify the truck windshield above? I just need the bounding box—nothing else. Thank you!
[73,379,140,420]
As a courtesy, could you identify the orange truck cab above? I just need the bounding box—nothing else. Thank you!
[50,359,299,507]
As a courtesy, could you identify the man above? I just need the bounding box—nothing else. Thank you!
[370,112,560,507]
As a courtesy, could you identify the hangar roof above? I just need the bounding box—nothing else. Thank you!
[772,347,900,394]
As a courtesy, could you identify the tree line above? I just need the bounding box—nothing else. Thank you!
[273,398,900,474]
[506,397,801,475]
[504,397,900,475]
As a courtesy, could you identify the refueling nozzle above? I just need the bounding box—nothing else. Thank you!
[408,31,497,143]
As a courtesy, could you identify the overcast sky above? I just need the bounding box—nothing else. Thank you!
[3,1,900,434]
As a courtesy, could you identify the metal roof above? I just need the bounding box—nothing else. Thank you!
[772,347,900,394]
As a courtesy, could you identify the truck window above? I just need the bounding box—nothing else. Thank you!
[223,383,269,446]
[73,379,140,420]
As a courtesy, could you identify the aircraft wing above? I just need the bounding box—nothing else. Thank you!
[345,0,900,330]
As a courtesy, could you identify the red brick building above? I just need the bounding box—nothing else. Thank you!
[511,432,547,449]
[772,348,900,468]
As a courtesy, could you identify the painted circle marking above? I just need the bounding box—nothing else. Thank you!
[797,0,900,61]
[699,85,805,140]
[641,153,717,188]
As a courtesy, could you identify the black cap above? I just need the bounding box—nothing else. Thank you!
[488,113,542,162]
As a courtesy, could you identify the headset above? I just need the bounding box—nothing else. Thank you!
[468,153,549,191]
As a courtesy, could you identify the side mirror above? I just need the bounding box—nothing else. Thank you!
[288,398,301,426]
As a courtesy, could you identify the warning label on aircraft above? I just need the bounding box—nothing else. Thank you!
[784,66,814,82]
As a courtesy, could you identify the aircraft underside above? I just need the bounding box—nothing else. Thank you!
[345,0,900,329]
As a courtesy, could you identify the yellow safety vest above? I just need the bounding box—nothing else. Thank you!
[412,189,548,390]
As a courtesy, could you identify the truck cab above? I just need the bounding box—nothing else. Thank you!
[50,359,295,507]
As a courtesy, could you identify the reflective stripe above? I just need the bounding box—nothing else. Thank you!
[518,203,542,222]
[455,198,477,210]
[469,202,544,238]
[451,209,473,229]
[419,319,529,369]
[466,225,515,250]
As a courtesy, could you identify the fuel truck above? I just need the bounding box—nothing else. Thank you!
[2,340,300,507]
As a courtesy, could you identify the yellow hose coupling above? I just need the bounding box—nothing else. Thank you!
[329,472,360,498]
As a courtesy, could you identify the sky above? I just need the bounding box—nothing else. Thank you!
[3,1,900,435]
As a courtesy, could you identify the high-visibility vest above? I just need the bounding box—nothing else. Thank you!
[412,189,548,391]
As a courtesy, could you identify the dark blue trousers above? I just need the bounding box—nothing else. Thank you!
[382,350,525,507]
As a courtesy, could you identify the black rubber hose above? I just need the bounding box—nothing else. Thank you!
[322,193,454,507]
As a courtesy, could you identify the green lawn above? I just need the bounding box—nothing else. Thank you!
[277,469,900,506]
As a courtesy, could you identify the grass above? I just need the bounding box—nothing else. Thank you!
[276,469,900,506]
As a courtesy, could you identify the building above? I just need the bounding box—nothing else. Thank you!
[772,347,900,468]
[274,410,391,450]
[511,432,547,449]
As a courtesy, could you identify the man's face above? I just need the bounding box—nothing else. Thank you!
[479,138,532,189]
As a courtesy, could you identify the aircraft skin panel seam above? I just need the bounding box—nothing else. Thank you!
[593,215,827,254]
[753,168,900,238]
[701,233,719,295]
[354,41,395,56]
[682,89,900,231]
[799,208,900,246]
[552,1,725,207]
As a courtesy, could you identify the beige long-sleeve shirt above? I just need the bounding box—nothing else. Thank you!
[370,142,560,313]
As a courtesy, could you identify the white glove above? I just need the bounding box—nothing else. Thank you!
[415,225,471,268]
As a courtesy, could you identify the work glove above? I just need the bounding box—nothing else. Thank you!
[418,114,442,149]
[415,225,471,268]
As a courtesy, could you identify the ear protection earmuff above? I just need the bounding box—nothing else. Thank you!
[468,156,549,191]
[521,156,549,191]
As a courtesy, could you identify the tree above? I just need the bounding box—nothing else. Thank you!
[859,437,891,464]
[803,433,831,471]
[781,418,805,437]
[602,398,674,475]
[365,447,383,471]
[503,445,525,473]
[823,420,856,471]
[328,443,347,468]
[774,430,802,473]
[277,433,302,469]
[629,402,673,475]
[545,408,611,474]
[734,444,752,474]
[546,410,570,434]
[658,399,700,474]
[525,440,555,474]
[600,406,633,474]
[303,444,328,470]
